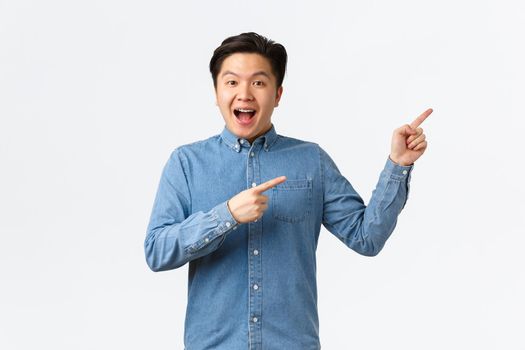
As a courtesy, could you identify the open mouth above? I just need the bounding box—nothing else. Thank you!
[233,108,257,125]
[234,108,256,118]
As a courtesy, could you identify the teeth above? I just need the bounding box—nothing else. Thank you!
[237,108,255,113]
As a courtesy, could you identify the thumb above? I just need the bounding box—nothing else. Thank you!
[397,124,416,137]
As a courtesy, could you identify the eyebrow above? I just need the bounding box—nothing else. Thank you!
[220,70,271,79]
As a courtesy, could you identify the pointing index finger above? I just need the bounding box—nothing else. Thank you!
[253,176,287,193]
[410,108,433,129]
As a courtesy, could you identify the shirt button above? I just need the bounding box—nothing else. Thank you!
[252,182,257,187]
[250,152,255,157]
[253,284,259,290]
[402,170,408,175]
[204,237,209,243]
[252,317,258,323]
[240,140,244,144]
[253,249,259,255]
[226,222,231,228]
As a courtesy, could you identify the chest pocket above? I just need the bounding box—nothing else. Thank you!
[271,179,312,223]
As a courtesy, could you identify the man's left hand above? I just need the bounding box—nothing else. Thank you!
[389,108,433,166]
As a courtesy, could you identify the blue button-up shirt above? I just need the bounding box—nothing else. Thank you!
[144,124,413,350]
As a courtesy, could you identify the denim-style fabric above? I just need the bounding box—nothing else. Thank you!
[144,124,413,350]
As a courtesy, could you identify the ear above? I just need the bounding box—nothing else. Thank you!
[274,86,283,107]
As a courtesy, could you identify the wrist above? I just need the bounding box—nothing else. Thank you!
[226,200,238,223]
[389,155,412,167]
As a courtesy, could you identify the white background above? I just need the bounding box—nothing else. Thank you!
[1,0,524,349]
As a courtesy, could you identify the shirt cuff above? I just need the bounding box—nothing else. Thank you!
[386,156,413,181]
[186,201,239,255]
[385,156,413,210]
[213,201,239,234]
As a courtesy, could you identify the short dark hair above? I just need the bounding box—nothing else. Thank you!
[209,32,287,89]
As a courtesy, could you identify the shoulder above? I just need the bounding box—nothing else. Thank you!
[171,134,221,158]
[274,133,321,152]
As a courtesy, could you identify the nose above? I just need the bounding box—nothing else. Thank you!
[237,82,254,101]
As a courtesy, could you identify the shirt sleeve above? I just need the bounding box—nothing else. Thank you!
[144,149,239,271]
[319,146,413,256]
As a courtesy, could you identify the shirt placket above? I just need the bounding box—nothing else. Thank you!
[247,142,263,349]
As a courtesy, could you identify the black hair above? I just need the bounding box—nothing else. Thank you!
[209,32,287,89]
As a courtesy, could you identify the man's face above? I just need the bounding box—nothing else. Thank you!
[215,53,283,143]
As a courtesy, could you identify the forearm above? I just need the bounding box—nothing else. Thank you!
[144,201,238,271]
[357,156,413,255]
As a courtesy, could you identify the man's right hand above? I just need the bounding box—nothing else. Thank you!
[227,176,287,224]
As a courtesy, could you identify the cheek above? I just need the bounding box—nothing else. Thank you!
[217,89,233,104]
[259,97,275,112]
[260,91,277,106]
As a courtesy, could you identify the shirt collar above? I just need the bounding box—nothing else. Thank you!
[220,124,279,153]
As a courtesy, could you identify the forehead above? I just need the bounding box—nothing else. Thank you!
[219,53,275,80]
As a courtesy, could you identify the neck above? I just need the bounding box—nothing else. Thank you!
[247,123,272,143]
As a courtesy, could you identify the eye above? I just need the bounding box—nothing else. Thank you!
[253,81,264,87]
[226,80,237,86]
